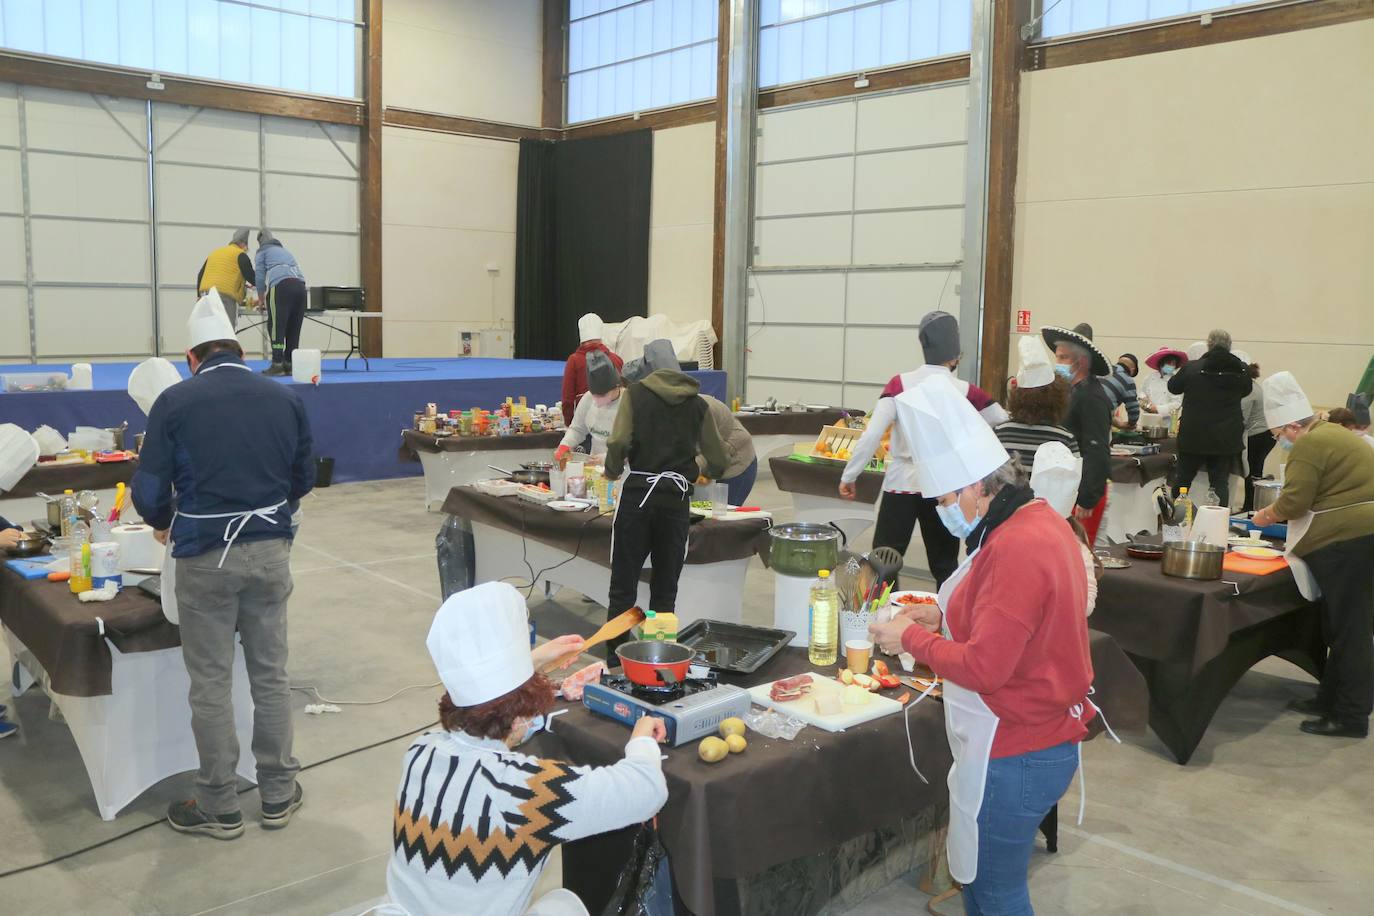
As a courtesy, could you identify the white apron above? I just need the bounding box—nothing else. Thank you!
[935,551,1000,885]
[160,361,290,625]
[1284,499,1374,602]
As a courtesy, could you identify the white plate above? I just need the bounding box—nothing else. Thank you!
[1232,546,1284,561]
[546,500,592,512]
[1228,535,1268,548]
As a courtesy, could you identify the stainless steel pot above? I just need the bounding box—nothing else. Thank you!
[1142,426,1169,440]
[1252,480,1282,511]
[5,532,50,558]
[1162,540,1225,580]
[769,523,842,578]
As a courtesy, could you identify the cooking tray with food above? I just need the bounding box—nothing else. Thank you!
[675,619,795,674]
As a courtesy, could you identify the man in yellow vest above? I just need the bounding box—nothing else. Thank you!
[196,228,257,329]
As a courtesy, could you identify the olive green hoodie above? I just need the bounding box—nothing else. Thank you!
[605,370,729,484]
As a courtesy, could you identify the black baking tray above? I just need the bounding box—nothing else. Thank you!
[676,619,795,674]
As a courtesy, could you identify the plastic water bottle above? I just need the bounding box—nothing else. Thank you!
[808,569,839,667]
[69,520,92,594]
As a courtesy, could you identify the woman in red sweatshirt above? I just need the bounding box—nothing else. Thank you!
[871,375,1095,916]
[561,313,624,426]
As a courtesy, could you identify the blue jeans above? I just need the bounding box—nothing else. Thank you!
[963,741,1080,916]
[723,457,758,506]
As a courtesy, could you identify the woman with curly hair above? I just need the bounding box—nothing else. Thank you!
[995,336,1080,469]
[384,583,668,915]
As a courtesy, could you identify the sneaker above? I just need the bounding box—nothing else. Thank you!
[0,721,17,739]
[261,783,304,829]
[166,800,244,840]
[262,363,289,377]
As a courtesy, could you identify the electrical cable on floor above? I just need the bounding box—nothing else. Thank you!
[0,720,438,882]
[515,500,610,601]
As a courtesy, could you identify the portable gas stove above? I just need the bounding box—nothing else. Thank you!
[582,673,752,747]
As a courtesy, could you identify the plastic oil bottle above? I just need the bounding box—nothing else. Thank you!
[69,519,93,594]
[1175,487,1195,532]
[808,569,839,667]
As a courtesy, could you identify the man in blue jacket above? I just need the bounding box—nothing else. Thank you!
[132,291,315,840]
[254,229,308,377]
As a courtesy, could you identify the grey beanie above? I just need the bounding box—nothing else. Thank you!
[586,350,618,396]
[919,311,961,365]
[231,227,249,247]
[257,228,277,246]
[1347,392,1372,427]
[624,339,681,383]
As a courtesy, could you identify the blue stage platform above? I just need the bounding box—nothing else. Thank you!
[1,358,728,484]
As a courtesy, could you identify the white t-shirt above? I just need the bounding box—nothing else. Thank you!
[559,391,623,457]
[385,730,666,916]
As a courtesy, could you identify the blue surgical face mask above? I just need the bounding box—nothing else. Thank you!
[1278,436,1294,452]
[1161,364,1176,377]
[1054,364,1073,381]
[937,499,981,539]
[513,715,546,747]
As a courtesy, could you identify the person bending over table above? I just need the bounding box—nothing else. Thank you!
[625,339,758,504]
[254,229,308,378]
[1327,393,1374,451]
[385,583,668,916]
[869,376,1096,916]
[1252,372,1374,740]
[556,350,623,460]
[132,291,315,839]
[840,311,1007,588]
[1168,329,1252,511]
[1042,324,1113,544]
[1101,352,1141,430]
[603,358,728,657]
[0,515,19,739]
[196,227,256,329]
[562,314,624,427]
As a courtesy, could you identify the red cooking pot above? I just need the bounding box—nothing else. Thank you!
[616,640,693,688]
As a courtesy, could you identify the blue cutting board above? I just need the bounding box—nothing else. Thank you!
[4,558,57,580]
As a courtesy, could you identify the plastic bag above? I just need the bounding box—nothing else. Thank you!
[743,706,808,740]
[600,822,674,916]
[436,515,475,599]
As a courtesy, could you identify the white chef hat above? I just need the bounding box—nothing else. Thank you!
[1031,441,1082,518]
[895,375,1010,498]
[1187,341,1207,361]
[187,288,238,349]
[1263,372,1314,429]
[1015,335,1054,390]
[0,424,40,494]
[578,313,604,343]
[427,582,535,708]
[127,357,184,416]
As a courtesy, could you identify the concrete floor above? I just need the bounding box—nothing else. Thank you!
[1,475,1368,915]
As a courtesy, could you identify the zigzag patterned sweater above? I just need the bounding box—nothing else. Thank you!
[386,730,667,915]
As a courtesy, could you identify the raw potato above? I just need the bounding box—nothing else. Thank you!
[698,736,729,763]
[815,693,843,716]
[719,717,746,739]
[842,684,872,706]
[725,734,747,754]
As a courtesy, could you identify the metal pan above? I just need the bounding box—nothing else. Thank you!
[487,465,551,487]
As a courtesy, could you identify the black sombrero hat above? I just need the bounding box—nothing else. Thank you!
[1040,325,1110,377]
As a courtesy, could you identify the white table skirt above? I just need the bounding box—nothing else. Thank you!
[1099,470,1243,545]
[784,492,878,548]
[470,521,747,625]
[417,448,558,512]
[6,629,256,820]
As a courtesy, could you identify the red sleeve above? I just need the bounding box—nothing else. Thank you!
[879,375,904,399]
[966,383,994,412]
[902,609,1034,695]
[562,356,579,425]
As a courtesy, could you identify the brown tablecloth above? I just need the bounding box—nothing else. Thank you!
[1091,544,1321,764]
[1109,440,1176,486]
[0,567,177,697]
[440,487,771,567]
[5,458,140,500]
[736,408,863,437]
[769,455,884,504]
[398,428,565,462]
[540,633,1146,915]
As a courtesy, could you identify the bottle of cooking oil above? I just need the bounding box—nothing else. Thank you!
[1174,487,1195,532]
[808,569,839,667]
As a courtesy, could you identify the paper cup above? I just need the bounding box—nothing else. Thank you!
[845,640,873,674]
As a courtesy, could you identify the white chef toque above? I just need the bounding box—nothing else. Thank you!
[1187,341,1206,361]
[578,313,604,343]
[1015,335,1055,390]
[895,375,1010,498]
[427,582,536,708]
[187,288,239,349]
[1263,372,1314,430]
[0,424,40,494]
[1031,442,1082,518]
[127,357,184,416]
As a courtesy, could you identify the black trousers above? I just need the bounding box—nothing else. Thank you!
[267,278,307,365]
[607,495,690,656]
[1243,433,1277,511]
[1303,533,1374,725]
[872,492,959,588]
[1173,452,1233,510]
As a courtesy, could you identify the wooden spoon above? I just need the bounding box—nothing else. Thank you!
[542,606,646,672]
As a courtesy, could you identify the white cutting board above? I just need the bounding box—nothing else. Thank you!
[748,674,904,732]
